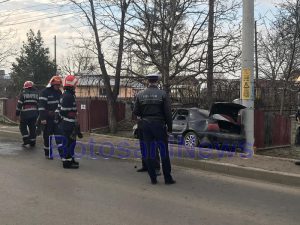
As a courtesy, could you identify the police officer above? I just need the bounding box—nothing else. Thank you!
[134,73,175,185]
[57,75,79,169]
[39,76,62,159]
[16,81,39,147]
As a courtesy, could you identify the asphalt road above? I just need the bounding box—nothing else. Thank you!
[0,135,299,225]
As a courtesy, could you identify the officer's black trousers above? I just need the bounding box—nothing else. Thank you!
[19,117,37,144]
[138,121,160,170]
[142,120,172,182]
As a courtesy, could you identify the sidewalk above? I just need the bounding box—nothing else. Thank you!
[0,125,299,186]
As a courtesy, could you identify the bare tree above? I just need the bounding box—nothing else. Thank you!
[126,0,209,94]
[60,47,98,74]
[124,0,241,107]
[258,0,300,113]
[0,28,16,69]
[66,0,132,133]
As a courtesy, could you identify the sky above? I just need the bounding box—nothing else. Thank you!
[0,0,284,74]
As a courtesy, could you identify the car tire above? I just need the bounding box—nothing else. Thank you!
[184,132,199,147]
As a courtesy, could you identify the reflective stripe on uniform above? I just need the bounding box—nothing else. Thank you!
[39,97,47,101]
[62,116,76,122]
[18,100,23,104]
[29,138,36,141]
[60,107,77,111]
[48,100,59,104]
[24,100,38,103]
[22,108,37,112]
[61,158,72,161]
[38,107,46,110]
[22,135,29,138]
[44,146,49,150]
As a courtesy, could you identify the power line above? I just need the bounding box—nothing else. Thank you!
[0,1,86,16]
[0,2,67,14]
[2,9,79,23]
[0,3,96,25]
[0,4,70,19]
[0,0,10,4]
[0,12,79,27]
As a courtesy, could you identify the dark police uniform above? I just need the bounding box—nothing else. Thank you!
[137,118,161,173]
[134,76,175,184]
[39,86,62,157]
[57,88,78,167]
[16,88,39,146]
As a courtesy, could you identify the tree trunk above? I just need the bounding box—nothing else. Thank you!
[107,99,117,133]
[279,87,286,115]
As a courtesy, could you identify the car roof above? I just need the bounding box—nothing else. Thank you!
[174,107,209,116]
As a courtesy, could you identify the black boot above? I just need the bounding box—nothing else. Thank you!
[137,167,147,172]
[29,141,36,147]
[63,160,79,169]
[165,179,176,185]
[165,176,176,185]
[295,161,300,166]
[22,140,30,147]
[151,178,158,185]
[72,158,79,166]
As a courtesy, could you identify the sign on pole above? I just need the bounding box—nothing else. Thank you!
[242,68,251,100]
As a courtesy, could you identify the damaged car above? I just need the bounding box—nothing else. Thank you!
[133,102,246,148]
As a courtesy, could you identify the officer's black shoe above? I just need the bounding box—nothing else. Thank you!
[295,161,300,166]
[22,140,30,147]
[137,167,147,172]
[72,158,79,166]
[165,179,176,185]
[29,141,36,147]
[151,179,158,185]
[155,169,161,176]
[63,161,79,169]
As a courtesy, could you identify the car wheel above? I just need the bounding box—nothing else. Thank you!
[184,132,199,147]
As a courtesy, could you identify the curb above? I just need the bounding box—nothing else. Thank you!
[170,158,300,187]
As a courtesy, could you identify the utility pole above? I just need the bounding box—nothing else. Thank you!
[255,20,259,104]
[207,0,215,109]
[241,0,255,153]
[54,35,57,73]
[255,21,259,84]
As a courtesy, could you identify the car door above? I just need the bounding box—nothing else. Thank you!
[172,109,189,140]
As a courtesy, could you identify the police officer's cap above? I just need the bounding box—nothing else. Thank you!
[145,73,161,81]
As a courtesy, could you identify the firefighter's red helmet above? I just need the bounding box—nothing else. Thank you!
[63,75,78,87]
[49,75,62,86]
[23,81,34,89]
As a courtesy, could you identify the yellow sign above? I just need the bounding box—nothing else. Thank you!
[242,68,251,100]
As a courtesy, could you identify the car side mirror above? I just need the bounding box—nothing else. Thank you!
[177,115,186,121]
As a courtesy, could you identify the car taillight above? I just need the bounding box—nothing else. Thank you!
[207,123,220,132]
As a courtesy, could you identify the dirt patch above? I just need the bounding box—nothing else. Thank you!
[256,146,300,160]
